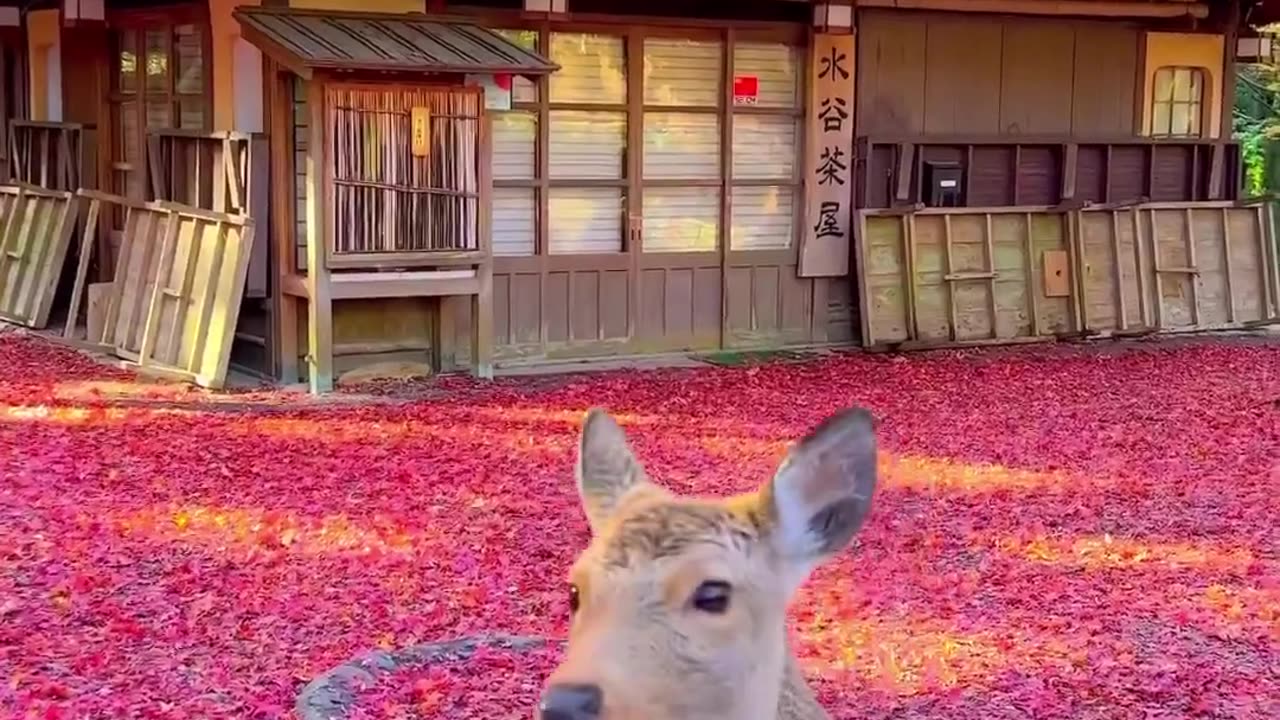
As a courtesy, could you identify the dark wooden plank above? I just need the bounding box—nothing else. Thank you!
[969,146,1016,206]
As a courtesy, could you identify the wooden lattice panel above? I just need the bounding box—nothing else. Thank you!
[326,85,481,259]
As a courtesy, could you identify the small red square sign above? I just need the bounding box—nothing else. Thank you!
[733,75,759,105]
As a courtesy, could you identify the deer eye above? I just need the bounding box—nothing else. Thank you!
[569,584,581,614]
[691,580,731,614]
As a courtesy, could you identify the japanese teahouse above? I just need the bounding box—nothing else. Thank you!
[0,0,1275,392]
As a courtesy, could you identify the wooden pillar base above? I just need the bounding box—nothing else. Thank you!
[472,264,494,380]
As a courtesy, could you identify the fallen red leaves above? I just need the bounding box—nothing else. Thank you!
[0,333,1277,719]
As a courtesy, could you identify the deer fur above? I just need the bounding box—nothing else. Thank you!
[540,407,879,720]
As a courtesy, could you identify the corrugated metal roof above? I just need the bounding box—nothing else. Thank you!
[234,7,559,78]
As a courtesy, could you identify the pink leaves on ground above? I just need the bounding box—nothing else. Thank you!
[0,333,1277,719]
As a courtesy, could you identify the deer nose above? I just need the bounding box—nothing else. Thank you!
[538,683,603,720]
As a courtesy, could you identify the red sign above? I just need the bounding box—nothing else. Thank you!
[733,75,759,105]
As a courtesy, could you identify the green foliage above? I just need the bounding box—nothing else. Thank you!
[1236,42,1280,194]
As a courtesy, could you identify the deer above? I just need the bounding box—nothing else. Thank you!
[537,406,879,720]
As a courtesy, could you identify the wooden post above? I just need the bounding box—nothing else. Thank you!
[903,214,919,342]
[1257,203,1277,319]
[267,66,300,384]
[1110,210,1128,330]
[473,110,495,379]
[63,195,100,339]
[305,76,334,394]
[1023,212,1040,336]
[1132,208,1150,328]
[983,213,998,338]
[138,211,180,365]
[1266,202,1280,318]
[1220,207,1237,324]
[1066,210,1087,332]
[1183,207,1200,326]
[1061,143,1078,202]
[942,214,958,340]
[1149,210,1164,328]
[853,211,873,345]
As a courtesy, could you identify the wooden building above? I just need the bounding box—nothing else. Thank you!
[0,0,1277,392]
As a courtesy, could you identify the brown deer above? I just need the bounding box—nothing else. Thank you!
[538,406,879,720]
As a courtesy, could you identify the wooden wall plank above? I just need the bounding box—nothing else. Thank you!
[923,18,1002,135]
[1000,22,1074,135]
[856,12,926,135]
[1070,24,1139,136]
[859,13,1140,141]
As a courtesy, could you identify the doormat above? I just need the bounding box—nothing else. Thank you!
[696,349,816,367]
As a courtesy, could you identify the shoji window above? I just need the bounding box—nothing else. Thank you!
[547,32,627,254]
[1151,66,1205,138]
[491,29,540,256]
[109,18,209,198]
[641,37,722,253]
[729,42,801,251]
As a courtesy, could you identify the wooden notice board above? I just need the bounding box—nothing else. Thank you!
[799,33,856,278]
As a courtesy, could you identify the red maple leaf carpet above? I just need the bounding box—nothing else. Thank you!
[0,332,1276,719]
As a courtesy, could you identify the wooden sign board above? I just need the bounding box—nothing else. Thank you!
[798,33,856,278]
[411,106,431,158]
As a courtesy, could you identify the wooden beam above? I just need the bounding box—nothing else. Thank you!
[1061,143,1078,202]
[305,76,333,394]
[1207,143,1225,200]
[328,273,482,300]
[473,107,495,380]
[854,0,1208,18]
[62,194,100,339]
[1182,207,1201,326]
[895,143,915,203]
[266,64,299,384]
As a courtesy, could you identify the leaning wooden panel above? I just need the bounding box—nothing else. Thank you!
[856,207,1071,348]
[95,194,256,389]
[0,184,79,329]
[1073,202,1279,335]
[136,214,255,389]
[1225,206,1268,323]
[857,215,910,344]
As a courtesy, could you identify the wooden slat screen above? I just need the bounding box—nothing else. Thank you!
[327,85,481,255]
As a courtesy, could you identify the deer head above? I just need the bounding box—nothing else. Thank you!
[538,407,878,720]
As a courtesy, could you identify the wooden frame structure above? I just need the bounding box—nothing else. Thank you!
[240,6,560,392]
[853,199,1280,349]
[65,189,256,389]
[464,18,822,361]
[0,0,1272,394]
[7,121,88,191]
[857,136,1243,210]
[0,182,80,328]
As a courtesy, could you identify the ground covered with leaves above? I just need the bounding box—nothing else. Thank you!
[0,332,1277,719]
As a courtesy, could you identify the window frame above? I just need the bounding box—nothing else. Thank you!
[1150,65,1207,139]
[106,5,213,200]
[488,21,805,259]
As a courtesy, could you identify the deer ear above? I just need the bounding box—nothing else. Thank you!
[761,407,878,574]
[576,408,651,533]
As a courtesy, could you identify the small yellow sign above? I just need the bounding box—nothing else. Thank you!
[411,106,431,158]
